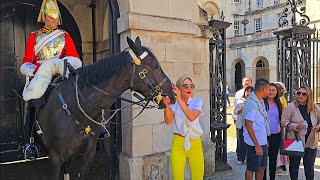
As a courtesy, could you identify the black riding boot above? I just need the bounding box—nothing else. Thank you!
[23,101,38,160]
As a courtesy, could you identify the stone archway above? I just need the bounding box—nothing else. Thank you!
[252,56,269,82]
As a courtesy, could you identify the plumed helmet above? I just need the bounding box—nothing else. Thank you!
[37,0,61,24]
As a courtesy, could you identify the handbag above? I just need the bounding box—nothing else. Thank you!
[280,123,305,157]
[183,120,203,140]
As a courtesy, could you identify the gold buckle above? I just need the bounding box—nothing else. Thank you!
[155,86,161,92]
[138,69,148,79]
[29,137,34,144]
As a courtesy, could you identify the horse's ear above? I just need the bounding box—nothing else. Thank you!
[127,36,143,55]
[135,36,142,46]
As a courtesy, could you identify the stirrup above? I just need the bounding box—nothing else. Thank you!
[24,143,40,160]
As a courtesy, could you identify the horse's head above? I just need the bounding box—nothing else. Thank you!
[127,36,175,109]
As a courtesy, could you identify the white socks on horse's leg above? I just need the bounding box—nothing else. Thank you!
[64,173,70,180]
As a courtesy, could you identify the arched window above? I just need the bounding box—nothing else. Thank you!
[256,60,265,67]
[256,59,269,81]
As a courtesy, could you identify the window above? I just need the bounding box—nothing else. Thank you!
[256,0,263,7]
[274,0,280,5]
[254,18,262,32]
[256,60,266,67]
[234,21,240,36]
[234,0,240,3]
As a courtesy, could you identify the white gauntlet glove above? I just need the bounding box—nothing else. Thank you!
[20,63,36,77]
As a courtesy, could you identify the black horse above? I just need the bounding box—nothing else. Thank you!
[36,36,175,179]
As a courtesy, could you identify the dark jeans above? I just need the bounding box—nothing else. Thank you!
[263,133,281,180]
[289,148,317,180]
[226,94,231,105]
[236,128,247,162]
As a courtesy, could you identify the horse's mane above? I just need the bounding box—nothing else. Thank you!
[76,47,157,84]
[77,51,130,84]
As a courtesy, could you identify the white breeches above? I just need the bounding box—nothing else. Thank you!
[22,57,82,101]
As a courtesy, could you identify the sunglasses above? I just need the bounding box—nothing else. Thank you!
[296,91,307,96]
[182,84,195,89]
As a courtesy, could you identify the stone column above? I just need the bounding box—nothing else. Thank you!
[117,0,216,179]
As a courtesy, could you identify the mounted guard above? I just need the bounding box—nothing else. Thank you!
[20,0,82,160]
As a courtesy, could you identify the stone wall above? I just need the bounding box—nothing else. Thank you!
[117,0,216,179]
[58,0,219,178]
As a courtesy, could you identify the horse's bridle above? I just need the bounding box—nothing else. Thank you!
[58,48,170,136]
[128,48,169,104]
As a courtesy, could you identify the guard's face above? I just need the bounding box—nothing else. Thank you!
[44,15,59,28]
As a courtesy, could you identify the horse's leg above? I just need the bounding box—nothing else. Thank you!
[62,160,72,180]
[49,150,63,180]
[79,139,98,180]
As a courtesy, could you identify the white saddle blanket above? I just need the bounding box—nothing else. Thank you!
[23,57,82,101]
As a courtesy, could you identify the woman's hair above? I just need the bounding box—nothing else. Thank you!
[176,76,194,96]
[294,86,314,113]
[263,83,283,119]
[242,86,254,98]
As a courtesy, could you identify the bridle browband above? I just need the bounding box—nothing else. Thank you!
[57,48,169,136]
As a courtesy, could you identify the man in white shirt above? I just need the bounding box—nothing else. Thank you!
[242,79,270,180]
[232,76,252,164]
[233,77,252,114]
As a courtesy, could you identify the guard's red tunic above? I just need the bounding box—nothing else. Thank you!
[22,28,80,73]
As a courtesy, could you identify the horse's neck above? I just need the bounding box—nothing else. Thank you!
[81,70,131,108]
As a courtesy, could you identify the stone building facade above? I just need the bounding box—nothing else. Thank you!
[207,0,320,93]
[55,0,216,179]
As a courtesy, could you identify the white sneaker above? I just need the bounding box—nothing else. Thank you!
[276,169,289,176]
[236,160,243,165]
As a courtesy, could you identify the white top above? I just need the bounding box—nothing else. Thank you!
[170,97,205,135]
[243,109,268,146]
[226,85,229,94]
[233,98,246,129]
[232,88,244,120]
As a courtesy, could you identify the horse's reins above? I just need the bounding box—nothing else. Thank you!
[58,48,168,136]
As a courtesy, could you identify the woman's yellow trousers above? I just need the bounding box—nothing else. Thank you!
[170,134,204,180]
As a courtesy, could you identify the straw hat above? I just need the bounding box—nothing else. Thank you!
[275,82,286,92]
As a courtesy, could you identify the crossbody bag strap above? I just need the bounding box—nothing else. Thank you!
[285,123,290,140]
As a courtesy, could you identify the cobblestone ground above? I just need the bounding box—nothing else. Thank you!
[206,104,320,180]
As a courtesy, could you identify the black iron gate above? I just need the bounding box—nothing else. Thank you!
[274,0,319,104]
[311,29,319,104]
[209,20,232,172]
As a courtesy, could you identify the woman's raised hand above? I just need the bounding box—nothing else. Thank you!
[172,85,181,100]
[164,96,171,107]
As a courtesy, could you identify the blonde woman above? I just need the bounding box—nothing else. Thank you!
[164,76,205,180]
[281,86,320,180]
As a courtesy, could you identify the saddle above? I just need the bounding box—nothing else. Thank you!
[29,59,71,107]
[29,75,64,107]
